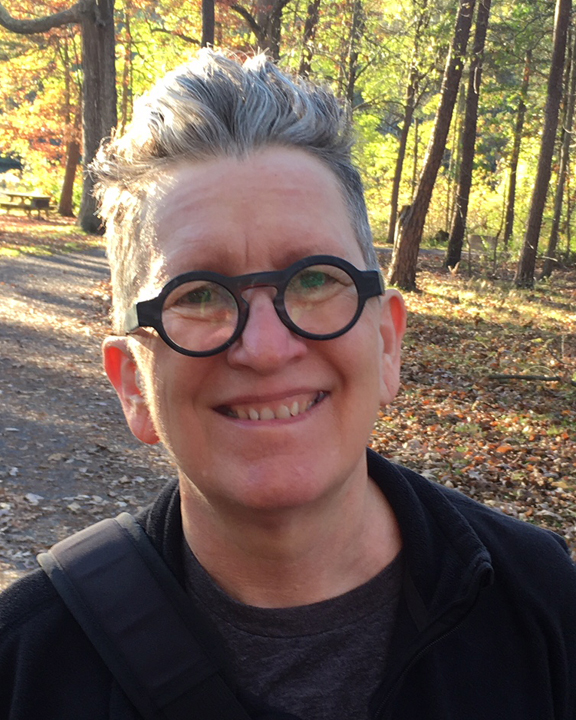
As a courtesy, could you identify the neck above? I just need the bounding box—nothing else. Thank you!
[180,469,401,608]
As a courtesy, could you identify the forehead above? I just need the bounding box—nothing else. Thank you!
[147,147,363,285]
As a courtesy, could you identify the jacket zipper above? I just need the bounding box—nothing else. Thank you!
[374,613,471,720]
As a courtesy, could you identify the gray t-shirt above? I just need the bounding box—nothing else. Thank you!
[183,545,402,720]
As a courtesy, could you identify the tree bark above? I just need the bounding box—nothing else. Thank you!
[202,0,215,47]
[503,49,531,248]
[119,2,132,133]
[541,23,576,278]
[298,0,321,78]
[386,1,430,245]
[56,35,81,216]
[344,0,364,106]
[58,140,81,216]
[387,0,477,290]
[514,0,571,288]
[78,0,117,233]
[445,0,492,269]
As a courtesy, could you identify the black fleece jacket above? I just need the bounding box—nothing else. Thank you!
[1,450,575,719]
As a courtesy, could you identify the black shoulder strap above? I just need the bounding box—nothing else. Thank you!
[37,512,253,720]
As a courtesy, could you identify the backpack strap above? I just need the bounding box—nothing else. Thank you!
[37,512,253,720]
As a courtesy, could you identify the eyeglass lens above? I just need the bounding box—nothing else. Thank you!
[161,263,360,353]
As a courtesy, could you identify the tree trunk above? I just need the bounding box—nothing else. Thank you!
[386,1,430,245]
[566,170,573,258]
[119,2,132,132]
[445,85,465,232]
[445,0,492,269]
[231,1,290,61]
[57,35,81,217]
[345,0,364,106]
[411,117,419,201]
[386,73,418,244]
[515,0,571,288]
[541,23,576,278]
[58,140,81,216]
[78,0,118,233]
[387,0,477,290]
[503,49,531,248]
[202,0,215,47]
[298,0,321,78]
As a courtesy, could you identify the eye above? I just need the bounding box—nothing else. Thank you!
[297,269,335,290]
[177,286,214,305]
[164,280,236,319]
[289,265,353,298]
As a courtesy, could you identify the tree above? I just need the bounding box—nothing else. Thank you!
[444,0,492,270]
[514,0,571,288]
[202,0,215,46]
[502,49,532,249]
[541,21,576,278]
[229,1,292,60]
[79,0,117,232]
[386,0,431,245]
[298,0,321,78]
[387,0,477,290]
[56,32,82,216]
[0,0,117,232]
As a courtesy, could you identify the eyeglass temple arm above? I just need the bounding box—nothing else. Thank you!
[124,305,141,335]
[366,271,385,297]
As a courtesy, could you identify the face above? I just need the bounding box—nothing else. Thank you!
[104,148,406,516]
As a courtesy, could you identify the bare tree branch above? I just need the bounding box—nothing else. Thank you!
[150,27,200,45]
[0,0,91,35]
[230,3,262,38]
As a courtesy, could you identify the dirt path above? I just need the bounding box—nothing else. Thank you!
[0,247,171,589]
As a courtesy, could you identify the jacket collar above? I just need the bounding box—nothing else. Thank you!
[367,449,494,627]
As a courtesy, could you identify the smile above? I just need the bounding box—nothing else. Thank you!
[218,391,327,421]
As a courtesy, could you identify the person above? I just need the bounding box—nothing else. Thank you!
[1,49,575,720]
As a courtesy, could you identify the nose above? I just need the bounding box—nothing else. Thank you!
[226,287,307,372]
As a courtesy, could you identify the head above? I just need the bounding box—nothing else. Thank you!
[92,48,379,333]
[94,50,406,519]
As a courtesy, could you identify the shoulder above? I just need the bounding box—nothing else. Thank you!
[389,455,576,601]
[0,568,61,639]
[0,563,135,718]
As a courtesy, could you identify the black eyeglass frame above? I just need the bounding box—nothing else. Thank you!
[124,254,384,357]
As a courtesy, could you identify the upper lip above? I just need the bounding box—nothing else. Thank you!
[213,387,327,408]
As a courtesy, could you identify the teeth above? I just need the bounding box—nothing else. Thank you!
[225,392,326,421]
[277,405,291,419]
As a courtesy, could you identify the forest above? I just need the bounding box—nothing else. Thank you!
[0,0,575,290]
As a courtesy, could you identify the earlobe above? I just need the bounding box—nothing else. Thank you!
[102,338,160,445]
[378,290,407,407]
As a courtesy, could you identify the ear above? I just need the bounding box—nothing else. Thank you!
[102,337,160,445]
[378,289,407,407]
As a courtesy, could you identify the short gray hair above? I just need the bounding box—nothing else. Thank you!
[92,49,378,332]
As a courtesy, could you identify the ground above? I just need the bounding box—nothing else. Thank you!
[0,216,575,590]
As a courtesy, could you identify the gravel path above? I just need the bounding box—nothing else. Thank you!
[0,247,170,589]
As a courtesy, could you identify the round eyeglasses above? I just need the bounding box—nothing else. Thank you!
[124,255,384,357]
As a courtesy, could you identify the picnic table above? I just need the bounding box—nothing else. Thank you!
[0,191,51,218]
